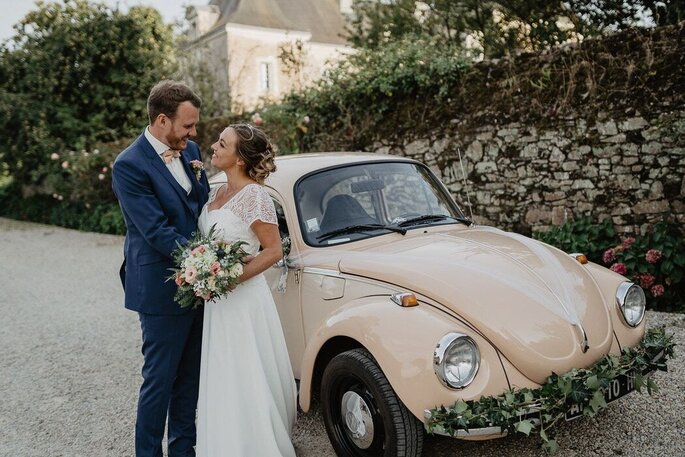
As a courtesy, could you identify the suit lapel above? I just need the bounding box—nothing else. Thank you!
[180,153,202,196]
[139,136,195,215]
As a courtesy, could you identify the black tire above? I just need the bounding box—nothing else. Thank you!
[321,348,424,457]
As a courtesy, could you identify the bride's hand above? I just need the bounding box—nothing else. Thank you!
[241,254,255,264]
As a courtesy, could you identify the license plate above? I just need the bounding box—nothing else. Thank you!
[565,371,636,421]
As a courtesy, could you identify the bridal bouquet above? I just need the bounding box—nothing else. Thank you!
[168,225,248,309]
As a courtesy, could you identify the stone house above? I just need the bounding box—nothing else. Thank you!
[184,0,353,111]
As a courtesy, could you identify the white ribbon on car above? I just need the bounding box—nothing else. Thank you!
[276,258,288,293]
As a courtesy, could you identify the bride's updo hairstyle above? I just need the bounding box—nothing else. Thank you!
[230,123,277,184]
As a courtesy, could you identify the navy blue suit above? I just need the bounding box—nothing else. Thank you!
[112,132,210,457]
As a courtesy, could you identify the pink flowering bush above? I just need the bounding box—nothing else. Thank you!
[610,263,627,275]
[535,217,685,312]
[42,140,125,207]
[651,284,665,298]
[2,140,127,235]
[602,248,615,264]
[645,249,662,264]
[599,221,684,312]
[638,273,655,289]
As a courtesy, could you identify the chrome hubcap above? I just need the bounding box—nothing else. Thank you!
[341,391,374,449]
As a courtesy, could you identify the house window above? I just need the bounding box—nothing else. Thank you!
[259,62,273,93]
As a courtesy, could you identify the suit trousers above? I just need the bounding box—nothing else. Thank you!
[136,309,203,457]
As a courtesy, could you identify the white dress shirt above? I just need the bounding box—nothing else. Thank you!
[145,127,192,195]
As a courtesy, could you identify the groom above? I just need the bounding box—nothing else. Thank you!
[112,80,210,457]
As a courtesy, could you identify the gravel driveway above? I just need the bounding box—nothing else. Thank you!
[1,218,683,457]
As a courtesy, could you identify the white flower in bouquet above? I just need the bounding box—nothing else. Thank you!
[228,263,244,279]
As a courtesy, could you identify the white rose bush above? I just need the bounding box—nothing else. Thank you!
[168,225,248,309]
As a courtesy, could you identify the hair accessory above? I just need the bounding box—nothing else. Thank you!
[231,123,255,141]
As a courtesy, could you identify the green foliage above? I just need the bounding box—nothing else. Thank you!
[567,0,685,30]
[264,36,471,152]
[0,0,176,187]
[348,0,685,58]
[534,217,615,262]
[247,23,681,156]
[0,187,125,235]
[427,327,675,453]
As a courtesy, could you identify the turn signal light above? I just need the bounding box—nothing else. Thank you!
[391,293,419,307]
[571,253,588,264]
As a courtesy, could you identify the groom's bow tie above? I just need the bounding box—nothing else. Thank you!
[162,149,181,164]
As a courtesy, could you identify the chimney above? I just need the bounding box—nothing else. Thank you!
[186,5,221,40]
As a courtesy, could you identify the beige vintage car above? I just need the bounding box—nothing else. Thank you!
[210,152,650,457]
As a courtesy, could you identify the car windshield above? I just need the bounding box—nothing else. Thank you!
[295,161,468,247]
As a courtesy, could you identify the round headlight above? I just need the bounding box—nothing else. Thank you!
[616,282,646,327]
[434,333,480,389]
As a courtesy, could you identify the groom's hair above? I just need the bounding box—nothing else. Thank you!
[147,80,202,125]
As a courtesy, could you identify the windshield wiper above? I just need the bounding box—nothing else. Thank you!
[396,214,472,228]
[317,224,407,242]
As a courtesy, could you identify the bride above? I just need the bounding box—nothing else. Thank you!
[196,123,297,456]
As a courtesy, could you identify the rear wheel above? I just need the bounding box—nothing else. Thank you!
[320,348,424,457]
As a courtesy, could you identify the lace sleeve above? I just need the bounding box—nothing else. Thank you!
[233,184,277,226]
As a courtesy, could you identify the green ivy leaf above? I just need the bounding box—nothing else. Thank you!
[585,375,600,390]
[557,377,572,395]
[569,381,589,404]
[542,439,560,453]
[523,391,534,404]
[453,399,469,414]
[588,389,607,414]
[515,420,533,436]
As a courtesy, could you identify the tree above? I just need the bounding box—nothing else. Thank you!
[347,0,684,58]
[347,0,579,57]
[0,0,177,186]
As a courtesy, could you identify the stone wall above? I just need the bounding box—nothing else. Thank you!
[374,110,684,235]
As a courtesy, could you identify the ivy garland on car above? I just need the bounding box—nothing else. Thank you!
[427,328,675,453]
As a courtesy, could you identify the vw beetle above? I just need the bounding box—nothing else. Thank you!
[210,153,648,457]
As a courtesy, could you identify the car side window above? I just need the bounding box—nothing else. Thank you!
[272,198,289,239]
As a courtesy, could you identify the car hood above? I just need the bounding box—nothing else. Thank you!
[335,225,615,384]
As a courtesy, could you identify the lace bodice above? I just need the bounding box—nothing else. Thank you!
[198,183,277,255]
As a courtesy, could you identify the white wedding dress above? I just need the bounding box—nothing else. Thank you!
[196,183,297,457]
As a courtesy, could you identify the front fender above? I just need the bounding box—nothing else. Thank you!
[585,262,645,350]
[298,297,510,422]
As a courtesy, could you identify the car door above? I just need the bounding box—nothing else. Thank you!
[263,195,306,379]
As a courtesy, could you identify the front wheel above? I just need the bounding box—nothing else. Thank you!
[320,348,424,457]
